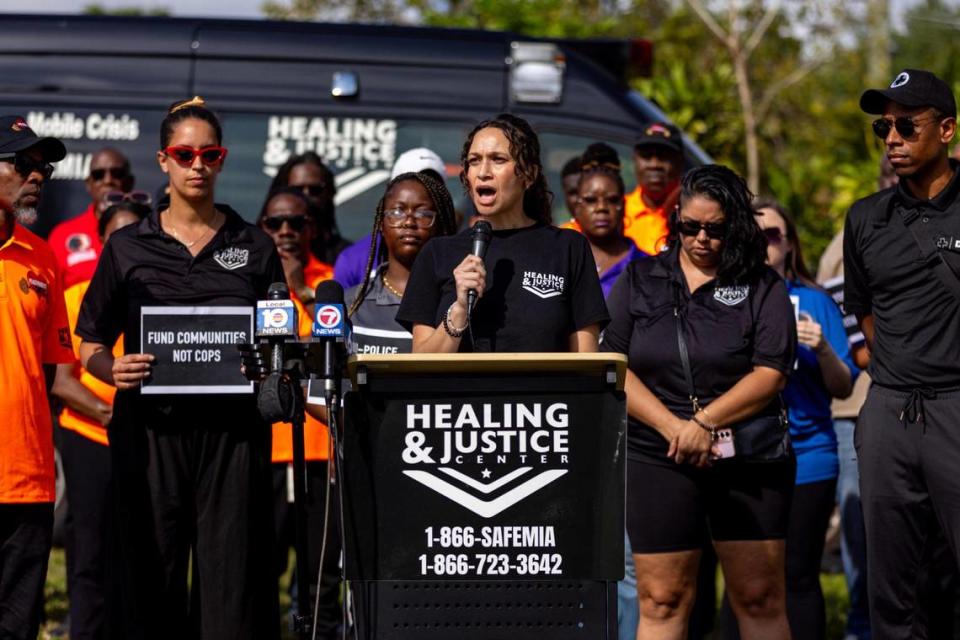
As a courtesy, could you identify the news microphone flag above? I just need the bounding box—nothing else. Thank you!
[312,303,345,338]
[256,283,298,338]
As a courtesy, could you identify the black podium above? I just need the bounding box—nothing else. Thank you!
[341,353,627,640]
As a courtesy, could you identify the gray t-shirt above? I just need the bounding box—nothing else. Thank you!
[345,266,412,355]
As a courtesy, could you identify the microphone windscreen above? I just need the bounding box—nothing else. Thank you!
[267,281,289,300]
[315,279,346,305]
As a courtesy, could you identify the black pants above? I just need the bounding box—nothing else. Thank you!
[108,399,279,640]
[0,503,53,640]
[785,478,837,640]
[272,461,342,638]
[858,385,960,639]
[59,427,112,640]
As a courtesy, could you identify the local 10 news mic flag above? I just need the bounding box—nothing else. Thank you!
[254,282,299,422]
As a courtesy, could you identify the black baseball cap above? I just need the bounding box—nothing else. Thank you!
[860,69,957,118]
[634,122,683,154]
[0,115,66,162]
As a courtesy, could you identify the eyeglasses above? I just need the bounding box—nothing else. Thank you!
[763,227,786,245]
[677,219,726,240]
[291,183,329,198]
[261,214,309,232]
[579,195,624,208]
[383,208,437,228]
[163,145,228,167]
[89,167,129,182]
[0,153,53,180]
[872,115,942,140]
[103,190,152,207]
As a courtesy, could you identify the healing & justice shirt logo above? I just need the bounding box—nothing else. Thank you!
[400,401,570,518]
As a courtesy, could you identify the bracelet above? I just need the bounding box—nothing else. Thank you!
[699,406,717,428]
[691,414,716,437]
[442,303,468,338]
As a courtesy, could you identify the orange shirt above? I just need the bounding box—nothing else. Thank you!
[271,255,335,463]
[0,224,73,503]
[59,280,120,447]
[622,186,670,255]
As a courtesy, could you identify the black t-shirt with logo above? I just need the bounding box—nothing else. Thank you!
[76,205,283,360]
[844,164,960,389]
[396,222,609,352]
[601,247,796,463]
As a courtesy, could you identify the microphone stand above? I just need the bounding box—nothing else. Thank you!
[288,362,314,640]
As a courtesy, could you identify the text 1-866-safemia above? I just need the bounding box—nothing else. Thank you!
[425,526,556,549]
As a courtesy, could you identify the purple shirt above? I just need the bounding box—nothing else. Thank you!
[333,233,380,289]
[600,245,647,299]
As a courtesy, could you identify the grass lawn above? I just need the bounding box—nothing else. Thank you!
[41,548,852,639]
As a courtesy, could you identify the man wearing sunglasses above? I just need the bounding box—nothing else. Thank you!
[0,115,72,640]
[844,69,960,638]
[47,147,134,288]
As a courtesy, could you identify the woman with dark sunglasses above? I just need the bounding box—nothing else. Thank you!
[601,165,796,640]
[745,200,856,640]
[346,170,458,353]
[76,97,282,640]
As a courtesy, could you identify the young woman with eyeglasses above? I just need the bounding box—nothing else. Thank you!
[746,199,857,640]
[601,165,796,640]
[346,171,457,354]
[397,113,608,354]
[76,97,283,640]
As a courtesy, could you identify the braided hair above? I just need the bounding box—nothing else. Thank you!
[348,171,458,317]
[577,142,625,193]
[460,114,553,224]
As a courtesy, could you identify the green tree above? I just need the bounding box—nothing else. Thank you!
[83,4,170,15]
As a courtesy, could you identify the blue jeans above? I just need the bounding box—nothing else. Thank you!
[618,530,639,640]
[835,418,870,640]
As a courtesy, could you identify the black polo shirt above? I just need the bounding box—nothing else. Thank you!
[844,162,960,389]
[601,248,795,463]
[76,205,283,357]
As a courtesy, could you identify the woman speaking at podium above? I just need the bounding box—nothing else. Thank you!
[397,114,609,352]
[76,98,282,639]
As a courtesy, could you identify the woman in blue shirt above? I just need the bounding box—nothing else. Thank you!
[756,200,858,640]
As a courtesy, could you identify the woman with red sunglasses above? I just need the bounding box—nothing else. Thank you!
[76,97,283,640]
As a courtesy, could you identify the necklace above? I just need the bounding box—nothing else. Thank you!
[382,273,404,298]
[166,211,218,249]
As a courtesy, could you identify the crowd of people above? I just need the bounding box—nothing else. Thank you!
[1,66,959,640]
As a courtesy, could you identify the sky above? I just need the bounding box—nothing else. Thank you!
[0,0,938,25]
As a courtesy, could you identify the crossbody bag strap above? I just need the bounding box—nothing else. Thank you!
[673,294,700,413]
[898,206,960,302]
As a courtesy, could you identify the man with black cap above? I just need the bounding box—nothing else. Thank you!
[0,115,72,639]
[844,69,960,638]
[624,121,683,255]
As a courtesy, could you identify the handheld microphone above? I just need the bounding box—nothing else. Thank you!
[467,220,492,314]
